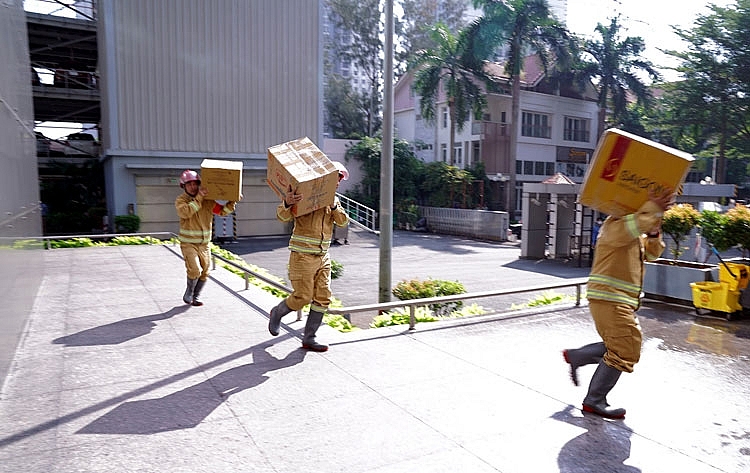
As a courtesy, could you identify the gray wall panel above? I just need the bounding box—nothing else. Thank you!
[103,0,321,155]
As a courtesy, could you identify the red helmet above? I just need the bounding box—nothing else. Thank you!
[179,169,201,188]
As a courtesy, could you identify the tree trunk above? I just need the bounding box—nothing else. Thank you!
[508,74,520,216]
[449,99,456,166]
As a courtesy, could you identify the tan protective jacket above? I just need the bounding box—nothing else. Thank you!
[587,200,666,308]
[175,193,236,244]
[277,196,349,255]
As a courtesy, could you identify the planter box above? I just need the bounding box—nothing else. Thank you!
[643,259,719,304]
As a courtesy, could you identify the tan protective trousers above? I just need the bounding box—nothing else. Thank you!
[285,252,331,312]
[589,299,643,373]
[180,243,210,281]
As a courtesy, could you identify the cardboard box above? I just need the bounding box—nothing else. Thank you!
[579,128,694,217]
[200,159,243,201]
[267,137,339,217]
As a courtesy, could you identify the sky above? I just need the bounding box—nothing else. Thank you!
[565,0,736,83]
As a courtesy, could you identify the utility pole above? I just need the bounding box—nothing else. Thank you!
[379,0,394,303]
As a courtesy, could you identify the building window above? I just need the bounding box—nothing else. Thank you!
[524,161,534,175]
[472,141,480,163]
[441,143,447,162]
[564,117,590,142]
[546,162,555,175]
[454,145,462,165]
[534,161,546,175]
[516,160,523,174]
[442,107,448,128]
[521,111,551,138]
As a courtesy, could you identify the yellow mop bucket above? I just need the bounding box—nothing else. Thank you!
[718,262,750,291]
[690,281,741,313]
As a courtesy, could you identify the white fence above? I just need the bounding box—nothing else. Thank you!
[418,206,510,242]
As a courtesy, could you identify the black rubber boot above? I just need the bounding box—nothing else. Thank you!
[562,342,606,386]
[183,278,198,304]
[582,360,626,419]
[192,279,206,306]
[268,299,292,336]
[302,309,328,352]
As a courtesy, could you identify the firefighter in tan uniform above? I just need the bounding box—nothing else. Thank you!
[563,188,674,419]
[175,169,238,306]
[267,162,350,352]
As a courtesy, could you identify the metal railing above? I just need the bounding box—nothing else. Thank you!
[337,193,378,234]
[327,278,589,330]
[210,251,303,321]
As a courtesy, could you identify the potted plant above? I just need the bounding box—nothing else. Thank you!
[643,203,718,303]
[661,203,700,259]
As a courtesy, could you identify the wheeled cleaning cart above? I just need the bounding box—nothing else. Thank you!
[690,261,750,320]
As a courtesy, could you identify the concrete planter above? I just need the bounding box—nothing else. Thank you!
[643,259,719,304]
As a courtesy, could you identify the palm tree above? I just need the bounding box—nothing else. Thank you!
[409,22,488,166]
[574,16,660,139]
[468,0,571,215]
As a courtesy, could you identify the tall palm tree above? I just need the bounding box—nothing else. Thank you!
[410,23,488,166]
[575,16,660,139]
[468,0,571,215]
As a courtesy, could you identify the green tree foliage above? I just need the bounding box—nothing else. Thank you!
[344,136,426,211]
[467,0,571,211]
[327,0,383,136]
[421,161,473,208]
[324,73,368,138]
[698,210,733,252]
[660,1,750,184]
[397,0,471,75]
[409,22,488,166]
[573,16,660,139]
[661,203,700,259]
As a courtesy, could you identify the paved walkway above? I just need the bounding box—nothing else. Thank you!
[1,243,749,472]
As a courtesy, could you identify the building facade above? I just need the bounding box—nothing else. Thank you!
[394,55,599,219]
[99,0,325,235]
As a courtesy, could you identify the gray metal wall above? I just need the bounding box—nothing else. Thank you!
[99,0,324,234]
[0,0,44,386]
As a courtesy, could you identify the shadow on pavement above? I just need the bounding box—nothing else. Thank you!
[77,343,306,435]
[53,306,191,346]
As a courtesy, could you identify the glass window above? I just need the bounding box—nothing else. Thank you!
[524,161,534,174]
[442,107,448,128]
[534,161,546,175]
[521,112,551,138]
[564,117,590,142]
[546,162,555,175]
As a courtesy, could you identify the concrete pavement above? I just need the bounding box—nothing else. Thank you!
[1,242,749,472]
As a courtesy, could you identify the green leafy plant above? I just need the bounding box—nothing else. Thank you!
[331,259,343,279]
[698,210,733,252]
[370,303,486,328]
[114,214,141,233]
[725,204,750,257]
[661,203,699,259]
[510,291,580,310]
[392,278,466,316]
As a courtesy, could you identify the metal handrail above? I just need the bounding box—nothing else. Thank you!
[337,193,378,234]
[210,252,303,321]
[327,278,589,330]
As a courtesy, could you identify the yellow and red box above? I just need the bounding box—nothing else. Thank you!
[579,128,694,217]
[266,137,339,217]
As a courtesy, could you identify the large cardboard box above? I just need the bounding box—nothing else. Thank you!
[267,137,339,217]
[579,129,694,217]
[200,159,243,201]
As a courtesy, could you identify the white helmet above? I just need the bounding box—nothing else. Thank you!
[332,161,349,181]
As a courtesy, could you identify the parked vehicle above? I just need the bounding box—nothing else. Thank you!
[35,132,50,156]
[63,132,100,157]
